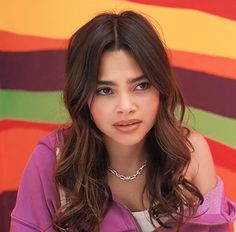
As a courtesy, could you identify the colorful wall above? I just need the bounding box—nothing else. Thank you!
[1,1,236,231]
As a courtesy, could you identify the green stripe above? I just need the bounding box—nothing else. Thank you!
[0,90,68,123]
[184,107,236,148]
[1,90,235,148]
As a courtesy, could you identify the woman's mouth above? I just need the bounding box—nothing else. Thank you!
[113,121,142,133]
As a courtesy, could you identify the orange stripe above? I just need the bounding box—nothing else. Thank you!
[0,120,61,191]
[0,30,67,51]
[215,165,236,201]
[169,50,236,81]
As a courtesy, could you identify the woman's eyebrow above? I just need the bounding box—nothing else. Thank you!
[97,75,146,86]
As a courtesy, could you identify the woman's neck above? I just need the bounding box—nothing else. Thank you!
[104,138,147,175]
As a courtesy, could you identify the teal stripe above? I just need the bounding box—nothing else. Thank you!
[1,90,235,148]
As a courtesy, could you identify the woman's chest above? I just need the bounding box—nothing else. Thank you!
[107,173,149,212]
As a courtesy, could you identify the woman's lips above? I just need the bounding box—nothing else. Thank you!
[114,121,142,132]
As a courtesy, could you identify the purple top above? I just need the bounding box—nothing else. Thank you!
[10,129,236,231]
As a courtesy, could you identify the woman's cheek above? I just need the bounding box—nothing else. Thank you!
[142,92,159,107]
[90,98,111,122]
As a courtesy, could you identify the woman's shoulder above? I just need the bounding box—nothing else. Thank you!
[184,129,217,195]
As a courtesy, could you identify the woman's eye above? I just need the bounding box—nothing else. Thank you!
[96,88,112,95]
[136,82,150,90]
[96,82,150,95]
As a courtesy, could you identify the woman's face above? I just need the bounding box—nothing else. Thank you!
[88,49,160,146]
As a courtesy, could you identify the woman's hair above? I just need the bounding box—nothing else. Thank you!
[54,10,203,231]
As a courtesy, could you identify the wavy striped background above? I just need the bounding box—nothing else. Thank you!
[1,1,236,231]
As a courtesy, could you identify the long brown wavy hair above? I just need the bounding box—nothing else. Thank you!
[53,10,203,231]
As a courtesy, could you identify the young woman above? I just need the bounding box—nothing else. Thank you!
[10,10,236,232]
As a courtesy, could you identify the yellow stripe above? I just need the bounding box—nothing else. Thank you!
[1,0,236,59]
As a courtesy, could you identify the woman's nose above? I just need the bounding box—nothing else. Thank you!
[116,93,137,114]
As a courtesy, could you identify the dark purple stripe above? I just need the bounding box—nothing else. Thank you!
[0,51,66,91]
[0,191,17,232]
[174,67,236,119]
[1,51,236,119]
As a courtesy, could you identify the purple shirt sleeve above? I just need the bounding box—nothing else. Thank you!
[10,132,59,231]
[178,176,236,232]
[190,176,236,225]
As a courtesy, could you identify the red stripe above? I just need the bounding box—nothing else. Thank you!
[169,50,236,81]
[206,138,236,172]
[125,0,236,21]
[0,30,68,51]
[0,119,61,131]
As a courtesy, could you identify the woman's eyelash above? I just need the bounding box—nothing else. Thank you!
[136,82,150,90]
[96,82,151,95]
[96,88,112,95]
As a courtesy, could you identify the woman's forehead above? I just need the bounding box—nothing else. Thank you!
[98,50,144,83]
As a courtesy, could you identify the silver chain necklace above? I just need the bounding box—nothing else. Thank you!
[108,161,147,181]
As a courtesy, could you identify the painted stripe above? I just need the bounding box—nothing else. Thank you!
[0,51,65,91]
[175,67,236,119]
[170,50,236,81]
[1,0,236,59]
[0,90,68,123]
[0,90,236,147]
[0,191,17,231]
[184,107,236,148]
[1,51,236,91]
[125,0,236,21]
[0,30,68,51]
[215,165,236,201]
[207,138,236,172]
[0,119,62,131]
[0,120,59,191]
